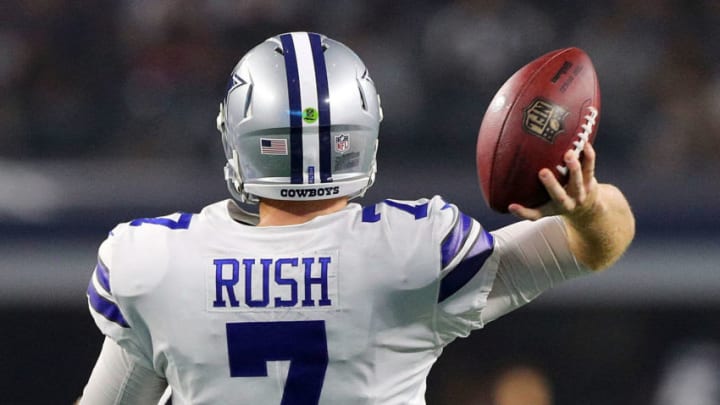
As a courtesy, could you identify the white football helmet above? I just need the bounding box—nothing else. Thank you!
[217,32,383,203]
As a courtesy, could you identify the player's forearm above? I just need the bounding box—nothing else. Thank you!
[563,183,635,271]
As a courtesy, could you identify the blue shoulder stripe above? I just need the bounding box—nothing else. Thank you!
[94,259,111,293]
[438,230,494,303]
[87,278,129,328]
[440,212,473,268]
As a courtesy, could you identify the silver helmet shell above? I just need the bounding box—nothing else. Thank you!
[217,32,383,203]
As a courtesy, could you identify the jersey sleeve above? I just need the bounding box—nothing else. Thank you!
[432,202,592,343]
[86,222,154,369]
[79,337,167,405]
[431,198,501,341]
[480,216,591,324]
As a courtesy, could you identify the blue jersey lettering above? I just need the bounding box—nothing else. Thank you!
[210,255,335,311]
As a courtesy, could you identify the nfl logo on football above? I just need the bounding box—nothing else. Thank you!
[335,134,350,153]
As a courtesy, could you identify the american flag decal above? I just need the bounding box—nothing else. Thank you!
[260,138,288,155]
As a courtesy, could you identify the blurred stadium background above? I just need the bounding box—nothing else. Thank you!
[1,1,719,404]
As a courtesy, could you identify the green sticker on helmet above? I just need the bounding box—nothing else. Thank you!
[303,107,318,123]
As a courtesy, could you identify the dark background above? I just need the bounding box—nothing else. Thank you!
[1,1,719,404]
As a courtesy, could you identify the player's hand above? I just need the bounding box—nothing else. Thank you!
[508,143,599,222]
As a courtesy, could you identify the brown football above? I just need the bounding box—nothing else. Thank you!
[476,47,601,213]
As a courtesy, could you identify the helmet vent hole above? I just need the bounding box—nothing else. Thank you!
[243,84,253,118]
[357,79,368,111]
[274,46,284,55]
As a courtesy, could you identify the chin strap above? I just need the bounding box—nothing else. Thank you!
[352,139,379,200]
[224,153,259,204]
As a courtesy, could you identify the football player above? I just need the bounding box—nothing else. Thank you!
[78,32,634,404]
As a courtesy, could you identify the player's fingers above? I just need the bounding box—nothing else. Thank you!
[564,149,586,203]
[540,168,576,212]
[582,142,597,185]
[508,203,544,221]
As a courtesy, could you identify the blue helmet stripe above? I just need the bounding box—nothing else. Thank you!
[308,33,333,183]
[280,34,304,184]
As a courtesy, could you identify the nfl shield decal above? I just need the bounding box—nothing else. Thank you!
[522,98,568,143]
[335,134,349,153]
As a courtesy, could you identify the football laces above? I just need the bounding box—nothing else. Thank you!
[556,106,599,176]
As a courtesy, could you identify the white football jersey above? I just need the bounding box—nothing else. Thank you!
[86,196,547,404]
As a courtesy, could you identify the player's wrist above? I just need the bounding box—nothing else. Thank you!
[562,183,634,270]
[569,196,603,228]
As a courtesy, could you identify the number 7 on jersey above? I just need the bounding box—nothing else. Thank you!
[225,320,329,405]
